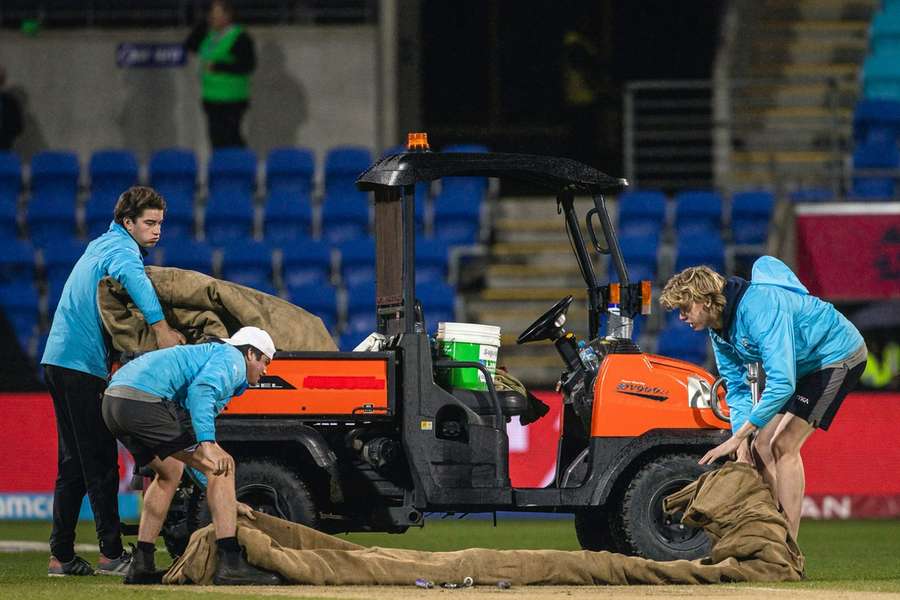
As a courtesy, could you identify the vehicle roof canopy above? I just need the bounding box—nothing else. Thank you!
[356,152,628,195]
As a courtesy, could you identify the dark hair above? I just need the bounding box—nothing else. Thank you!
[114,186,166,225]
[211,0,235,17]
[233,344,264,361]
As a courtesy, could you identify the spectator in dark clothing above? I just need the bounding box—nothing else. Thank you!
[184,0,256,148]
[0,65,23,150]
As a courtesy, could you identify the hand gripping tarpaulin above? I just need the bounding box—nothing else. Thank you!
[97,266,337,353]
[163,462,804,586]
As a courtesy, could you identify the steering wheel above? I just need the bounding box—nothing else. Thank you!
[517,295,575,344]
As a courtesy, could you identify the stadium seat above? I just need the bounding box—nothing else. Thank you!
[862,51,900,100]
[286,284,339,332]
[208,147,257,197]
[89,149,139,202]
[26,191,78,245]
[344,281,376,337]
[265,147,315,197]
[416,281,456,334]
[263,189,313,243]
[851,139,899,198]
[149,148,197,200]
[0,200,18,239]
[0,282,40,351]
[610,232,660,283]
[220,241,273,289]
[674,232,725,273]
[324,146,372,196]
[279,239,332,288]
[415,238,451,283]
[30,151,80,202]
[441,144,490,202]
[159,189,196,240]
[338,237,376,287]
[853,99,900,144]
[616,189,667,238]
[0,151,22,204]
[322,146,373,243]
[40,238,87,283]
[730,191,774,245]
[203,190,255,246]
[674,190,723,237]
[432,185,482,244]
[789,187,834,203]
[656,322,708,366]
[158,239,214,275]
[46,276,68,323]
[0,239,36,284]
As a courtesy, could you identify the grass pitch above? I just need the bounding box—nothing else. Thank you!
[0,518,898,598]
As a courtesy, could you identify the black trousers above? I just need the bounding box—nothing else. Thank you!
[45,365,123,561]
[202,100,248,148]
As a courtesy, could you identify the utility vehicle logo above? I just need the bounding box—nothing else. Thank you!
[616,380,668,402]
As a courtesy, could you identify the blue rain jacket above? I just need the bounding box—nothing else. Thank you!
[41,221,165,379]
[710,256,864,433]
[108,342,248,443]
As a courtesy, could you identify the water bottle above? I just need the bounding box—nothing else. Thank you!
[577,340,600,372]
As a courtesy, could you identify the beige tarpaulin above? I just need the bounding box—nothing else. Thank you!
[98,266,337,352]
[163,462,804,586]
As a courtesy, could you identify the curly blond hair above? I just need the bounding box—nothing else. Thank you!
[659,266,726,317]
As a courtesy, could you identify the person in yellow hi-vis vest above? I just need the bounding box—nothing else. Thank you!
[185,0,256,148]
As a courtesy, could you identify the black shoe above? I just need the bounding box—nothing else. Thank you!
[123,549,166,585]
[212,548,281,586]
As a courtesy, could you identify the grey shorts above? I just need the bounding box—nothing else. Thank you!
[101,393,197,466]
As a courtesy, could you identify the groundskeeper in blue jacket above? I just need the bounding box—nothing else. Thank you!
[41,221,165,378]
[709,256,865,434]
[108,342,248,443]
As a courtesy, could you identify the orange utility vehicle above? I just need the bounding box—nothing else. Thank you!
[159,143,732,561]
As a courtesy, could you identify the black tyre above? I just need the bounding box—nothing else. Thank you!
[610,453,712,561]
[208,460,318,526]
[574,507,618,552]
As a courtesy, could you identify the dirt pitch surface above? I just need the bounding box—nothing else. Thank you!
[172,584,900,600]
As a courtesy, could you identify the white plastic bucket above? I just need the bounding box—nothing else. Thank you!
[435,322,502,390]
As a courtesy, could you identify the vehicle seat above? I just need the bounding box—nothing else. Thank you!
[449,387,528,417]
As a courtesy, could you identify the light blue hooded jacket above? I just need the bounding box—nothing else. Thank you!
[108,342,248,443]
[709,256,864,433]
[41,221,165,379]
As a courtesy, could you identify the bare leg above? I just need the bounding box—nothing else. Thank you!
[172,450,237,539]
[769,414,815,540]
[751,414,782,493]
[137,457,184,543]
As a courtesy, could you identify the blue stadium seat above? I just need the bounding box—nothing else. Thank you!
[617,189,667,238]
[416,281,456,334]
[853,99,900,144]
[344,281,376,336]
[89,149,139,202]
[208,147,257,197]
[286,284,338,332]
[730,191,774,245]
[415,238,451,283]
[30,151,80,202]
[0,282,40,351]
[339,331,367,351]
[852,139,899,198]
[203,190,255,246]
[675,233,725,273]
[40,238,87,283]
[322,146,373,243]
[0,151,22,204]
[674,190,723,237]
[862,51,900,100]
[279,239,332,288]
[0,200,18,239]
[433,185,482,244]
[264,189,313,243]
[158,239,214,275]
[871,9,900,55]
[266,147,315,197]
[441,144,490,203]
[610,232,660,283]
[789,187,834,203]
[149,148,197,200]
[220,241,273,289]
[84,190,120,238]
[46,276,68,323]
[158,189,195,240]
[26,191,78,245]
[338,237,376,287]
[656,322,708,366]
[0,239,35,284]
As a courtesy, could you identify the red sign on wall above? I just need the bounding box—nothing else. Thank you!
[795,204,900,301]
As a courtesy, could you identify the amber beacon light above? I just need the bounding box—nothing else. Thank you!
[407,132,430,151]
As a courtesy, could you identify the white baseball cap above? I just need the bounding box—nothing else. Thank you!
[222,326,276,360]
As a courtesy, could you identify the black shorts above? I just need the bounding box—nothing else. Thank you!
[101,394,197,466]
[777,348,867,431]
